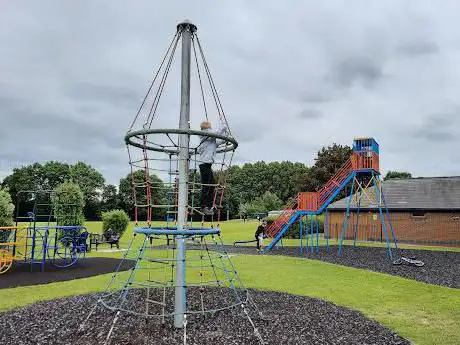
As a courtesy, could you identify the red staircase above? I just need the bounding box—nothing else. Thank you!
[316,158,353,207]
[266,158,354,239]
[266,197,299,238]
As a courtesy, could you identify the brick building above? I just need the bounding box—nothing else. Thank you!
[327,177,460,247]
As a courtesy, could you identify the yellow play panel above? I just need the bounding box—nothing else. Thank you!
[0,226,27,274]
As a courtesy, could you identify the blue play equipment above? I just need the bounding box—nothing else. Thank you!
[16,225,88,272]
[14,190,89,272]
[265,138,400,261]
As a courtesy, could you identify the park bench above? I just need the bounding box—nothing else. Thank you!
[89,231,120,251]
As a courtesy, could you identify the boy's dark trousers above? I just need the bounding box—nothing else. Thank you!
[255,235,261,250]
[199,163,215,208]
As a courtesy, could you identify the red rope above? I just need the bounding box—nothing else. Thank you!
[127,146,139,225]
[142,135,152,226]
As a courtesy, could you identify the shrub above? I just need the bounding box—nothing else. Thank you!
[243,191,284,217]
[102,209,130,240]
[266,214,324,239]
[0,187,14,243]
[0,187,14,227]
[53,181,85,226]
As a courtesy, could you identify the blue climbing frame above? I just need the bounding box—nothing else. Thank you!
[15,225,88,272]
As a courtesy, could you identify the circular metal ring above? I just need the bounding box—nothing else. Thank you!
[135,226,220,236]
[125,128,238,154]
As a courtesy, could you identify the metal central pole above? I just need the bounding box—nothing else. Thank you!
[174,20,196,329]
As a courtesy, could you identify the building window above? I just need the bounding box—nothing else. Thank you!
[411,212,426,219]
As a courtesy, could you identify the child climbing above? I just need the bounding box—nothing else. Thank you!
[197,120,228,216]
[254,218,268,251]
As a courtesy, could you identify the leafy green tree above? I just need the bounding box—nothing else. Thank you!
[223,161,310,218]
[2,161,104,220]
[119,171,166,220]
[69,162,105,219]
[1,162,68,216]
[243,191,284,216]
[53,181,85,226]
[298,143,352,192]
[0,187,14,243]
[384,171,412,181]
[0,187,14,227]
[41,161,72,189]
[238,203,248,218]
[101,184,119,212]
[242,201,265,216]
[258,191,284,211]
[101,209,130,240]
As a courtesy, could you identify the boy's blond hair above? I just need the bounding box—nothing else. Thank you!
[200,121,211,130]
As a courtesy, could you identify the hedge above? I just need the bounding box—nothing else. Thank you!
[101,209,130,240]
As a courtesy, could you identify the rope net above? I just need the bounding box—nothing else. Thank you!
[125,24,236,227]
[79,22,264,344]
[80,231,264,344]
[92,232,259,318]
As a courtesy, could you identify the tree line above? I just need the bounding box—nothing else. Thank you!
[0,144,412,220]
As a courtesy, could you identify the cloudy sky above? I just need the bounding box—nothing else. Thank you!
[1,1,460,185]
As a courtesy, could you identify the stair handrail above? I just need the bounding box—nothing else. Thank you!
[317,158,353,204]
[266,194,299,237]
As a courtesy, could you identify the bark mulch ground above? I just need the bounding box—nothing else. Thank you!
[0,258,134,289]
[227,244,460,289]
[0,288,410,345]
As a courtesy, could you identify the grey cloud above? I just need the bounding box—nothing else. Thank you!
[298,109,322,120]
[63,82,140,108]
[396,41,439,56]
[410,111,460,143]
[0,97,125,173]
[231,120,265,144]
[300,91,331,104]
[1,1,460,183]
[328,57,383,88]
[75,104,100,114]
[412,128,456,142]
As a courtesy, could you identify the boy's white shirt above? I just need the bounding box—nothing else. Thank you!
[197,125,228,164]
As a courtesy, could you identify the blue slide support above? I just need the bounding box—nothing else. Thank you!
[315,214,319,253]
[305,214,310,254]
[353,187,362,250]
[338,177,356,255]
[265,171,358,251]
[265,212,302,251]
[381,186,400,259]
[372,172,393,260]
[299,216,303,254]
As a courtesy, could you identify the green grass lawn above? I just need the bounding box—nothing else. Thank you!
[3,220,459,345]
[82,219,460,252]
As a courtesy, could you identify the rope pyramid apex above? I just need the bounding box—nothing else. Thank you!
[177,20,197,33]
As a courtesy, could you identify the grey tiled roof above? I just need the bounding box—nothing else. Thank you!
[328,176,460,211]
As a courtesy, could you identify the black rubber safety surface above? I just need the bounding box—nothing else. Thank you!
[0,288,410,345]
[0,258,134,289]
[228,245,460,289]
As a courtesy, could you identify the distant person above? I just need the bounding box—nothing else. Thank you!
[254,218,268,251]
[197,120,228,216]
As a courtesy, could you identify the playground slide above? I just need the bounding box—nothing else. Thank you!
[265,156,356,251]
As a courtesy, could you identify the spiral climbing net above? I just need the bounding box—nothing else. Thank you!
[79,21,264,345]
[125,21,237,227]
[80,229,265,344]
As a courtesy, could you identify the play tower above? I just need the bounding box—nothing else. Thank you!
[80,21,264,345]
[266,137,399,259]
